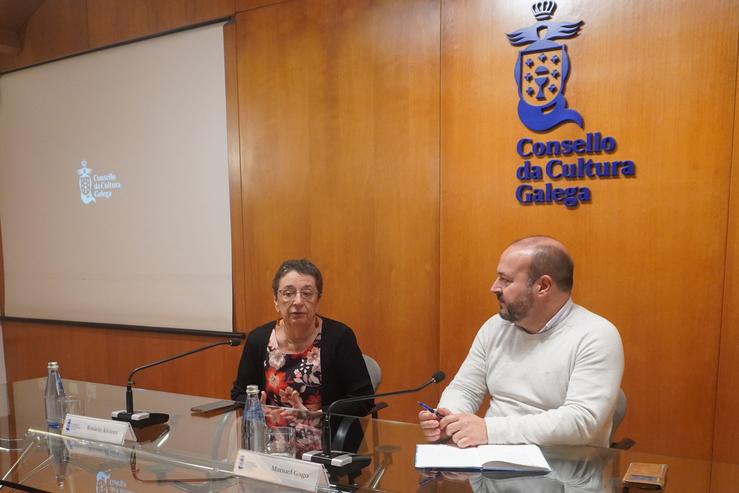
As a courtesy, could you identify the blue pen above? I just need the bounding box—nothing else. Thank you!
[417,401,443,419]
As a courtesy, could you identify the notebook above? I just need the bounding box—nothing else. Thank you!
[415,444,552,473]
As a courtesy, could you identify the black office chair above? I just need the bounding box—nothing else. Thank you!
[610,388,635,449]
[332,354,388,451]
[360,355,388,419]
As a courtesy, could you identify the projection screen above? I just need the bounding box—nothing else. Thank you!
[0,22,233,332]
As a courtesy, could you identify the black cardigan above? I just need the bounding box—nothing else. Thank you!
[230,317,374,418]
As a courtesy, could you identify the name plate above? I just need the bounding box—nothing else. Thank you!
[233,449,329,492]
[62,415,135,444]
[65,438,132,462]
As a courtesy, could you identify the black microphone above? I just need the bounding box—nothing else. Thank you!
[302,371,445,473]
[112,338,241,428]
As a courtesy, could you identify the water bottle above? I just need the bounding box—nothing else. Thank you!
[44,362,65,428]
[47,430,69,487]
[243,385,266,452]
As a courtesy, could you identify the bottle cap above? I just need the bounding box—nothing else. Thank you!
[48,362,59,368]
[246,385,259,395]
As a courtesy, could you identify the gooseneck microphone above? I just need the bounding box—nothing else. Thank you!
[302,371,445,474]
[112,338,241,428]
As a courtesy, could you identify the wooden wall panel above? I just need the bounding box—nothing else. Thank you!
[86,0,235,48]
[235,0,440,421]
[1,321,242,399]
[0,0,45,56]
[440,0,738,459]
[710,463,739,493]
[235,0,288,13]
[0,0,237,72]
[224,21,247,332]
[713,46,739,464]
[0,0,89,72]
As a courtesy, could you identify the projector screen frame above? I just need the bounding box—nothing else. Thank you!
[0,315,245,339]
[0,17,241,334]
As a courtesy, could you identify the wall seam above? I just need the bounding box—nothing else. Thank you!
[710,13,739,468]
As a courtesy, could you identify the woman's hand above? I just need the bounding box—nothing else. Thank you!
[279,387,307,410]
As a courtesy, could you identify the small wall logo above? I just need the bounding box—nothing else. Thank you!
[77,160,96,204]
[76,160,122,204]
[507,1,584,131]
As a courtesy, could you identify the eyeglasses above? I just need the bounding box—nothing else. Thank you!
[277,288,318,303]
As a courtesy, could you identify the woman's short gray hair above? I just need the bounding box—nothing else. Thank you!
[271,259,323,297]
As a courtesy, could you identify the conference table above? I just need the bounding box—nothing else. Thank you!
[0,379,736,492]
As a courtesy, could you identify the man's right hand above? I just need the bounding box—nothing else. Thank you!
[418,407,452,443]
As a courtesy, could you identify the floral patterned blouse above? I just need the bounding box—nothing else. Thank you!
[263,325,323,455]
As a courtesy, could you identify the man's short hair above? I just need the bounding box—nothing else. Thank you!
[527,244,574,292]
[271,259,324,297]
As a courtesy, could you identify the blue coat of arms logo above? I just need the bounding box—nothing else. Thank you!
[507,1,584,132]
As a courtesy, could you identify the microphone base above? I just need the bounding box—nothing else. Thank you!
[302,450,371,478]
[111,410,169,428]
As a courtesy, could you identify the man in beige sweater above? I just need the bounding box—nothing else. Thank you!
[419,236,624,448]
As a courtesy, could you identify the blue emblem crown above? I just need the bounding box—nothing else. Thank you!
[532,1,556,21]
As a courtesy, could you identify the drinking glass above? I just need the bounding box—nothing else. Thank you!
[265,427,296,458]
[61,394,85,419]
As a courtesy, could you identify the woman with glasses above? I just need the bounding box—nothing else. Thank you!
[231,259,374,453]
